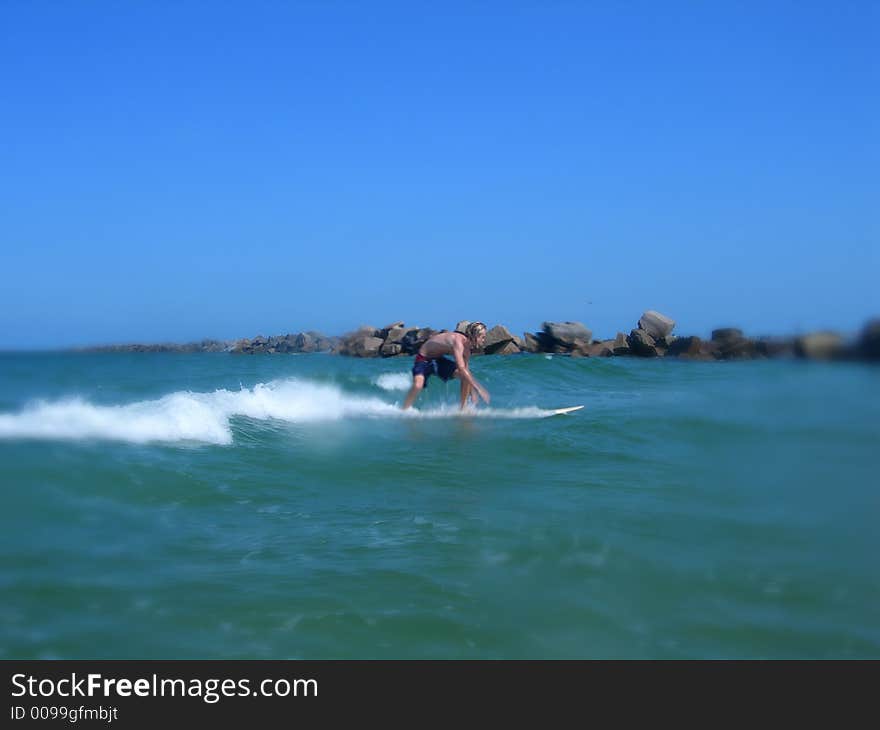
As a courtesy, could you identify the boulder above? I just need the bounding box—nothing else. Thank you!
[350,336,384,357]
[716,338,757,360]
[638,311,676,340]
[710,328,756,359]
[229,330,339,355]
[380,343,404,357]
[857,319,880,361]
[570,340,593,357]
[384,326,415,346]
[338,327,384,357]
[755,337,795,359]
[235,335,271,354]
[536,330,556,352]
[522,332,542,353]
[612,332,630,356]
[627,328,658,357]
[711,328,744,343]
[400,328,436,355]
[542,321,592,352]
[379,322,406,339]
[483,325,516,354]
[795,332,844,361]
[491,341,521,356]
[455,320,471,334]
[587,340,614,357]
[198,339,230,353]
[303,331,330,351]
[294,332,316,352]
[666,336,703,358]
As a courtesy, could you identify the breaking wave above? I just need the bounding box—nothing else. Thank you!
[0,379,566,445]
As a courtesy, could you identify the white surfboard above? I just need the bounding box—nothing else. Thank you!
[551,405,584,415]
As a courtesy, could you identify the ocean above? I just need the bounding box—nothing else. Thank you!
[1,351,877,659]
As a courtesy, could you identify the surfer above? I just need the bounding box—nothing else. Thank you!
[402,322,491,410]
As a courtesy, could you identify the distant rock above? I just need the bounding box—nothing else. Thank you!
[229,330,335,355]
[338,327,384,357]
[83,340,230,353]
[491,341,521,356]
[542,321,592,353]
[612,332,630,356]
[711,328,743,342]
[384,326,414,346]
[587,340,615,357]
[755,337,795,359]
[380,342,404,357]
[795,332,845,361]
[627,328,658,357]
[666,336,713,360]
[857,319,880,361]
[293,333,315,353]
[352,336,385,357]
[379,322,406,340]
[483,325,517,354]
[400,327,436,355]
[710,328,756,360]
[638,311,675,340]
[522,332,542,353]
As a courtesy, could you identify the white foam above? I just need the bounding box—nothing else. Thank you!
[374,372,412,391]
[0,394,234,445]
[0,378,559,445]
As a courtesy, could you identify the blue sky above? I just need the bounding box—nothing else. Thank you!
[1,1,877,348]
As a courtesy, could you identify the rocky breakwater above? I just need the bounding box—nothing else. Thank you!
[332,313,880,363]
[610,313,879,363]
[230,331,338,355]
[83,314,880,363]
[334,320,528,359]
[337,323,434,358]
[80,339,234,353]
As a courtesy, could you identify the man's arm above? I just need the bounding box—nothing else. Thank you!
[453,339,490,404]
[459,380,472,410]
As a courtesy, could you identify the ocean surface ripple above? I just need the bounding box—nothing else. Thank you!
[1,352,877,658]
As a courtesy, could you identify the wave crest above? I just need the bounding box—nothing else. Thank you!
[0,379,563,445]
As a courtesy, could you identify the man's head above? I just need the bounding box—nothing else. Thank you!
[465,321,487,350]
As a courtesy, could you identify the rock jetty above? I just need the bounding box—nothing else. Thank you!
[78,314,880,363]
[330,313,879,363]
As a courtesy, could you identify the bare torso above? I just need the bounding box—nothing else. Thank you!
[419,332,469,361]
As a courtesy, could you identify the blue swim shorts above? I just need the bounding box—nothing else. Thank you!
[412,354,457,387]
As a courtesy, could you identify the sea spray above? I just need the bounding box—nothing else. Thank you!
[373,373,412,392]
[0,378,565,445]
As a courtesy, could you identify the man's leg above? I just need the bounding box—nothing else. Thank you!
[402,374,426,410]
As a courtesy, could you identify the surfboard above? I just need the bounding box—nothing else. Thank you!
[551,405,584,415]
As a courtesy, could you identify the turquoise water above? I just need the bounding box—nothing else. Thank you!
[1,352,877,658]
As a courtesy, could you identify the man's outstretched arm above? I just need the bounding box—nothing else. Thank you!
[453,341,490,404]
[459,379,472,410]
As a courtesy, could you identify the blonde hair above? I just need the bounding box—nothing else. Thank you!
[465,321,487,346]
